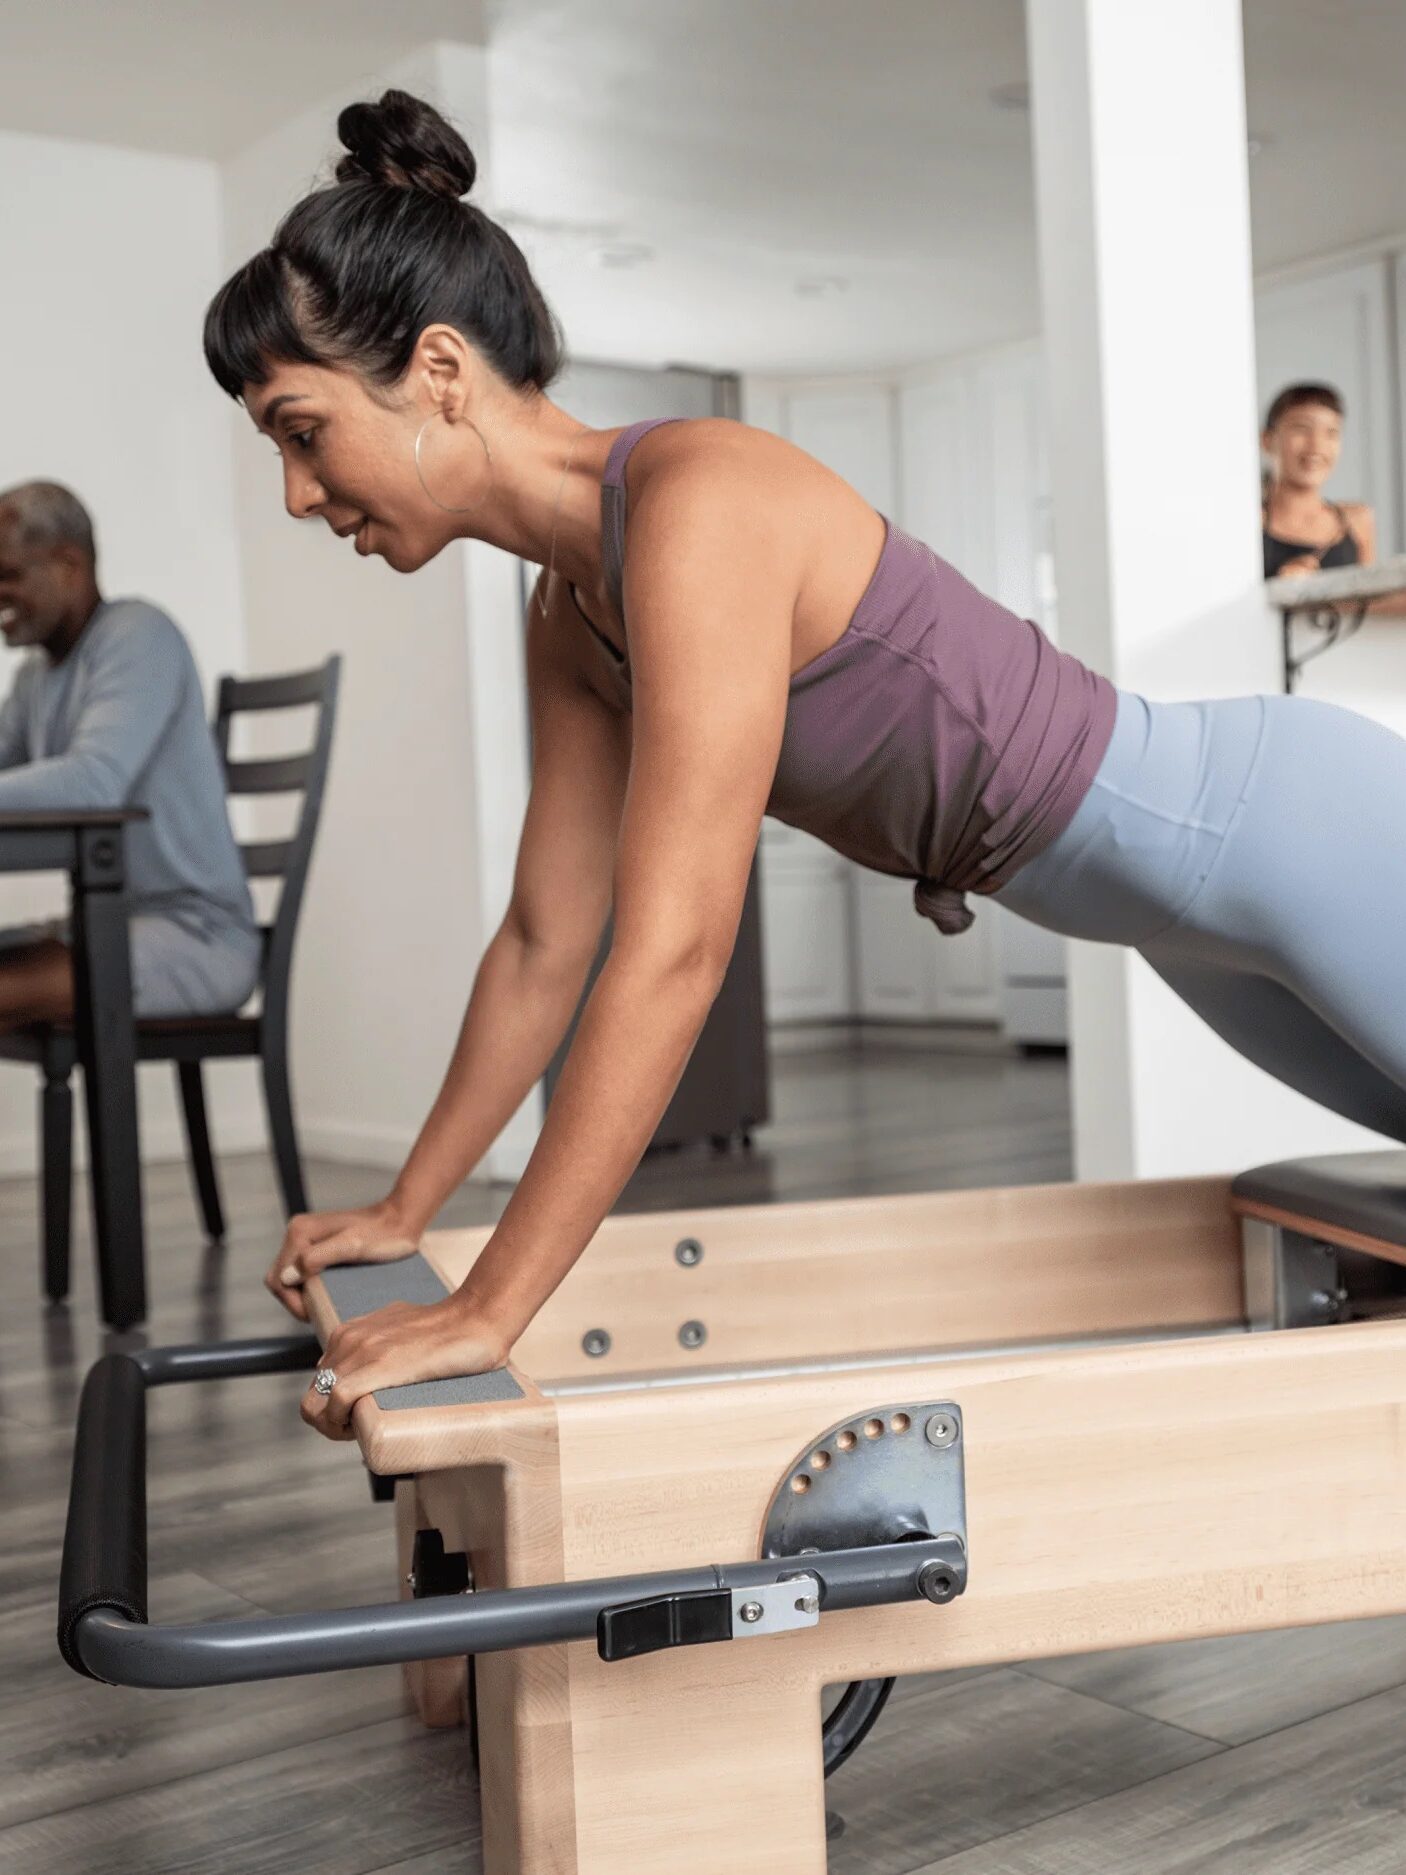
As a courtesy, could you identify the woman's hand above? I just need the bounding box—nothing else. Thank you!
[301,1295,511,1441]
[267,1195,421,1321]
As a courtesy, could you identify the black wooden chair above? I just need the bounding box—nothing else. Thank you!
[0,656,341,1301]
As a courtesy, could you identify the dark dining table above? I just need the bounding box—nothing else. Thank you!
[0,809,146,1328]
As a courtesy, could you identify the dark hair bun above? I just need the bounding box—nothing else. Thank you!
[335,89,476,200]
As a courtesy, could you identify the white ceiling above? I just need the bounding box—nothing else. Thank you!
[3,0,1405,374]
[0,0,486,158]
[490,0,1039,370]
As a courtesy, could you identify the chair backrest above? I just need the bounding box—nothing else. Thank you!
[213,656,342,1036]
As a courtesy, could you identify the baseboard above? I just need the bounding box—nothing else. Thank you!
[299,1117,509,1184]
[768,1019,1013,1057]
[0,1114,269,1181]
[0,1112,494,1185]
[856,1020,1013,1056]
[767,1020,860,1056]
[298,1118,417,1173]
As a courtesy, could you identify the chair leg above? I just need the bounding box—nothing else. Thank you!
[40,1066,74,1303]
[260,1035,308,1218]
[176,1061,226,1243]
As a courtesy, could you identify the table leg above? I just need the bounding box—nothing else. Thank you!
[71,827,145,1328]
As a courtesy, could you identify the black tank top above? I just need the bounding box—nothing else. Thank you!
[1262,501,1360,579]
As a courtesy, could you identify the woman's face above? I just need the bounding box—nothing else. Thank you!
[245,357,475,574]
[1263,401,1343,493]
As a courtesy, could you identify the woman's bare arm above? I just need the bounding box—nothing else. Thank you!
[1348,504,1406,617]
[268,580,629,1315]
[452,460,799,1344]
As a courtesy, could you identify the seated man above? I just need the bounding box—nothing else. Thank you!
[0,481,261,1029]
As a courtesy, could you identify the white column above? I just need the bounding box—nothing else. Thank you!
[1027,0,1387,1178]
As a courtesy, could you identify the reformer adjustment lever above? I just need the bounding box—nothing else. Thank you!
[597,1574,822,1662]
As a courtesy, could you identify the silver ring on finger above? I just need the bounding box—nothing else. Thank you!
[313,1367,337,1397]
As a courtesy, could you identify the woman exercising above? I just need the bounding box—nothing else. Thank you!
[204,92,1406,1441]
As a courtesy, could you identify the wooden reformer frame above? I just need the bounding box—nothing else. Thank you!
[300,1157,1406,1875]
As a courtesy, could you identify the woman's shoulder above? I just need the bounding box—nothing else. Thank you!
[1340,500,1376,557]
[627,416,800,478]
[623,416,852,524]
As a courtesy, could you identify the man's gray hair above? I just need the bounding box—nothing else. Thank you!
[0,481,97,562]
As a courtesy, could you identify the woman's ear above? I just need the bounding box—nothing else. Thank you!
[410,324,477,422]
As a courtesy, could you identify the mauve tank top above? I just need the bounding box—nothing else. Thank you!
[574,418,1117,935]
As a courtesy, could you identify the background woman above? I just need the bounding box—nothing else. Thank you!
[1261,380,1372,580]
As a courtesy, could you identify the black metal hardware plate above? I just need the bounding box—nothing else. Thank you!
[760,1401,967,1561]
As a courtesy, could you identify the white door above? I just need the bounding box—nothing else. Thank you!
[753,385,897,1024]
[992,902,1068,1045]
[785,386,898,512]
[854,875,932,1020]
[968,348,1070,1040]
[891,363,1012,1026]
[900,371,971,568]
[855,872,1001,1023]
[929,906,1001,1021]
[758,822,853,1022]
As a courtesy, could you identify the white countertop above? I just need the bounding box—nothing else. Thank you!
[1266,555,1406,610]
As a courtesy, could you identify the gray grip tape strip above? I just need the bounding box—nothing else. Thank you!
[320,1257,523,1409]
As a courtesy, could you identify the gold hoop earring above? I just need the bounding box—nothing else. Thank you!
[413,412,493,515]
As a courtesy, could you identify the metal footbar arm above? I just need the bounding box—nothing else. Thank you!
[59,1330,967,1691]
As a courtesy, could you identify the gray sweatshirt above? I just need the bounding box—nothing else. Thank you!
[0,598,257,941]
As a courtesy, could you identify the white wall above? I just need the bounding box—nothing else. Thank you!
[0,128,259,1177]
[219,40,539,1193]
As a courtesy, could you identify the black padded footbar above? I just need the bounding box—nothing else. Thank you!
[1232,1149,1406,1248]
[58,1354,148,1678]
[320,1257,523,1408]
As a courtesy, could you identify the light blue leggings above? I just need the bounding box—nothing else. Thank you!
[994,689,1406,1143]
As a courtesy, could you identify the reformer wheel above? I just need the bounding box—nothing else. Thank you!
[822,1676,895,1775]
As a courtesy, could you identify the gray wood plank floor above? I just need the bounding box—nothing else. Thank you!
[3,1036,1404,1873]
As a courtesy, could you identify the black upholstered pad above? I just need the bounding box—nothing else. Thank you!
[1231,1150,1406,1248]
[320,1256,523,1409]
